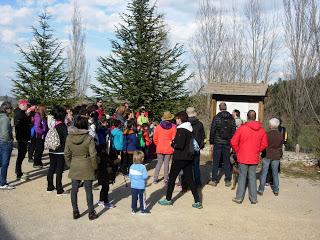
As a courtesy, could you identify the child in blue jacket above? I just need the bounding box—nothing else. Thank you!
[129,151,148,215]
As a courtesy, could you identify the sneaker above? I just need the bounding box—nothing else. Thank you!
[273,192,279,196]
[105,203,115,209]
[153,180,158,184]
[88,211,98,220]
[209,181,218,186]
[158,199,173,206]
[141,210,150,215]
[57,191,67,196]
[21,174,29,181]
[225,181,231,187]
[232,198,242,204]
[97,201,105,207]
[192,202,203,209]
[0,184,15,190]
[131,209,136,215]
[251,200,258,204]
[73,210,80,220]
[257,190,263,196]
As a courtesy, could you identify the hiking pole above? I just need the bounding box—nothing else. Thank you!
[123,174,128,187]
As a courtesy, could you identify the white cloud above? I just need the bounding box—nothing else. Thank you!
[0,29,16,43]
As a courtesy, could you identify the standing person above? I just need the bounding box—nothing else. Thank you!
[65,106,74,128]
[47,106,68,195]
[187,107,206,187]
[28,111,36,163]
[33,105,48,168]
[96,118,115,209]
[122,120,139,175]
[258,118,283,196]
[111,119,123,152]
[231,110,268,204]
[209,102,236,187]
[14,99,34,181]
[0,102,15,190]
[64,116,99,220]
[135,106,149,120]
[153,111,176,185]
[158,111,203,209]
[137,110,149,126]
[114,105,127,128]
[232,109,243,129]
[129,151,148,215]
[96,98,104,120]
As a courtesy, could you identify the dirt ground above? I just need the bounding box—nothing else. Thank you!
[1,150,320,240]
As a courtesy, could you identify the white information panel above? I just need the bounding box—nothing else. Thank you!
[216,101,259,121]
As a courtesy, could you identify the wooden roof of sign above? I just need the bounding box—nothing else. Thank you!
[200,82,268,97]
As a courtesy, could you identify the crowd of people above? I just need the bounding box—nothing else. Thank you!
[0,98,286,220]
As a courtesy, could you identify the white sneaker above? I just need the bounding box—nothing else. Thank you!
[0,184,15,190]
[131,210,136,215]
[97,201,105,207]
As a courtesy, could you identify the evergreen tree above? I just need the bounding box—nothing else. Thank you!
[12,10,73,106]
[93,0,190,116]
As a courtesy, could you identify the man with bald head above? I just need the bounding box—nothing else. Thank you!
[230,110,268,204]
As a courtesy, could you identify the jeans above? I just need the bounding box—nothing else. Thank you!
[166,160,200,203]
[192,152,201,186]
[259,158,280,193]
[0,141,13,186]
[47,153,65,193]
[33,138,44,166]
[16,141,28,178]
[71,180,94,213]
[131,188,145,212]
[212,144,231,182]
[236,164,257,202]
[153,154,172,182]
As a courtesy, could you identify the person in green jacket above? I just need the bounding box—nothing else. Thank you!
[64,116,99,221]
[137,110,149,126]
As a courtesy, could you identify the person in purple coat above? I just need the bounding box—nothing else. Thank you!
[33,105,48,168]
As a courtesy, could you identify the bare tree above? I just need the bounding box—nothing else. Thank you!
[190,0,226,91]
[67,0,90,99]
[243,0,278,83]
[279,0,320,144]
[222,5,249,83]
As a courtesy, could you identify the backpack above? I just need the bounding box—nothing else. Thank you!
[220,118,233,140]
[189,138,200,155]
[44,127,60,150]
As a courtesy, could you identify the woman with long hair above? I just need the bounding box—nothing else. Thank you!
[33,105,48,168]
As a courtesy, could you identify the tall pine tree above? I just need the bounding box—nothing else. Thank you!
[93,0,190,116]
[12,10,73,106]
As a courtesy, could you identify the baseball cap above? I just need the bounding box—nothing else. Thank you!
[18,99,29,105]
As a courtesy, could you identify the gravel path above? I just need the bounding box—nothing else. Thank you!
[1,150,320,240]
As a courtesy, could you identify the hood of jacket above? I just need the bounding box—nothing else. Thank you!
[160,120,173,130]
[123,129,135,135]
[245,121,263,131]
[68,128,90,145]
[217,111,233,119]
[177,122,193,132]
[188,117,200,126]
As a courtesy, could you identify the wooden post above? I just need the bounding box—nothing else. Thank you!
[258,100,264,122]
[211,97,217,120]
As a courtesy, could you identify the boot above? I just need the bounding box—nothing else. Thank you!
[88,210,98,220]
[73,210,80,220]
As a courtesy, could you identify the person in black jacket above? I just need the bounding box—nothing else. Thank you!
[158,111,203,209]
[209,102,236,187]
[47,106,68,195]
[187,107,205,187]
[14,99,34,181]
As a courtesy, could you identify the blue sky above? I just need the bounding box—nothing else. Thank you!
[0,0,284,97]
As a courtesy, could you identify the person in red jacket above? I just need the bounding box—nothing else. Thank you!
[230,110,268,204]
[153,111,176,185]
[96,98,104,120]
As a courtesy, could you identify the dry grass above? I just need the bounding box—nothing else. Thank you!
[282,162,320,181]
